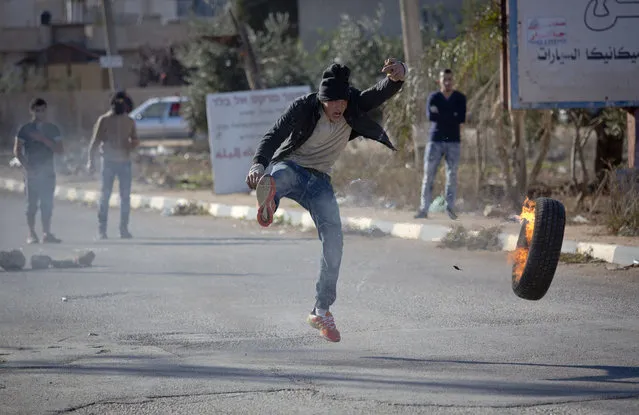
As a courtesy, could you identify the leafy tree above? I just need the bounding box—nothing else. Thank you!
[233,0,298,37]
[178,8,313,132]
[565,107,626,186]
[249,13,313,89]
[384,0,500,162]
[176,20,249,133]
[314,6,403,91]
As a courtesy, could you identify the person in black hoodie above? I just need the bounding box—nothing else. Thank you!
[245,58,407,342]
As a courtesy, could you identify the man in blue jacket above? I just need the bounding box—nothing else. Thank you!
[245,58,407,343]
[415,68,466,220]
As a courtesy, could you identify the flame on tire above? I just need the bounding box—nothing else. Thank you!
[511,198,536,281]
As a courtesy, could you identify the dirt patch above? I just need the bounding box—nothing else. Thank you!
[560,251,605,264]
[438,225,503,252]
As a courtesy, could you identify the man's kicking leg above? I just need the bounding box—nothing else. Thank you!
[255,161,304,227]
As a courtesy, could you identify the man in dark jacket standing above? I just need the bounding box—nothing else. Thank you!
[415,68,466,220]
[246,58,407,342]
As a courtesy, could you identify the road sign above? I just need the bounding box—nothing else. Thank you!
[205,86,311,194]
[507,0,639,109]
[99,55,123,68]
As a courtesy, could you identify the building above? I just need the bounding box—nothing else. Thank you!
[0,0,228,90]
[0,0,222,27]
[1,0,464,91]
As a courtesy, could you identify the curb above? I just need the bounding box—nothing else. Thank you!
[1,177,637,266]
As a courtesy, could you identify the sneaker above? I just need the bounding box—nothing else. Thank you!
[414,211,428,219]
[42,233,62,243]
[307,310,341,342]
[446,207,458,220]
[256,174,276,227]
[27,233,39,244]
[97,232,108,240]
[120,230,133,239]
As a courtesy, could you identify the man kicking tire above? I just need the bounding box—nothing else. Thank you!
[246,58,407,342]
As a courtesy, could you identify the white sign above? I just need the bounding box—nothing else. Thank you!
[205,86,311,194]
[99,55,123,68]
[509,0,639,109]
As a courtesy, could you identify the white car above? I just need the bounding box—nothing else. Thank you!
[129,96,196,141]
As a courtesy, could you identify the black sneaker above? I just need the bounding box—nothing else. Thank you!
[120,230,133,239]
[42,233,62,243]
[414,211,428,219]
[27,233,39,244]
[446,207,458,220]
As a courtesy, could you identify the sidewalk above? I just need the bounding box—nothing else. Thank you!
[1,167,637,266]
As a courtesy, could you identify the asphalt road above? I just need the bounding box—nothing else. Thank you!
[1,190,638,415]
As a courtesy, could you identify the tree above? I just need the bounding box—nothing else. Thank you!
[315,6,403,91]
[249,13,313,89]
[594,108,626,182]
[177,10,311,132]
[232,0,298,37]
[312,5,403,133]
[176,20,250,133]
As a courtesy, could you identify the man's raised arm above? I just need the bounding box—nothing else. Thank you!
[358,58,407,113]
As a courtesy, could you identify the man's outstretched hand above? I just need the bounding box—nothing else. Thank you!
[246,163,265,190]
[381,58,407,82]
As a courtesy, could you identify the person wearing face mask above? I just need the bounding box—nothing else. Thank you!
[13,98,64,244]
[245,58,407,343]
[87,92,140,240]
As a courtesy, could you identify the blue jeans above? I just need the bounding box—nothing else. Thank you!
[271,161,343,311]
[24,170,56,233]
[419,141,461,213]
[98,159,132,233]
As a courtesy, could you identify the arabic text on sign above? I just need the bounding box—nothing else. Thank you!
[536,46,639,64]
[215,147,254,160]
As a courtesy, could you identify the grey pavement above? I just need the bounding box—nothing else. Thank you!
[2,164,639,267]
[1,190,638,415]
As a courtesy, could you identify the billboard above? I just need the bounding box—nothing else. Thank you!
[508,0,639,109]
[205,86,311,194]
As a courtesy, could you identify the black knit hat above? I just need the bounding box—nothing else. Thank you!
[318,63,351,102]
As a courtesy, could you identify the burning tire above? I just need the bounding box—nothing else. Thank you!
[511,197,566,301]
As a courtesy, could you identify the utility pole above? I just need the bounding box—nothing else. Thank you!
[399,0,426,169]
[101,0,121,90]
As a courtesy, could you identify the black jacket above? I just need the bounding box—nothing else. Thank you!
[252,76,404,168]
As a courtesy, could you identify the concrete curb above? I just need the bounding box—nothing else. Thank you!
[2,177,637,266]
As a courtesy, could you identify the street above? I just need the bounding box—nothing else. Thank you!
[1,190,638,414]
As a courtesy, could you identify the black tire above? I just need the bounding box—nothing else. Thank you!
[512,197,566,301]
